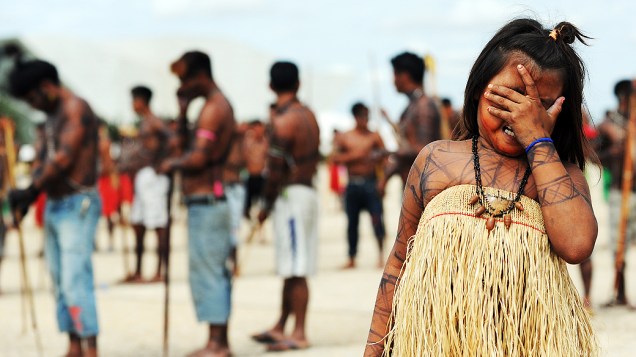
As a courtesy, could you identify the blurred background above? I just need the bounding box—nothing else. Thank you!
[1,0,635,150]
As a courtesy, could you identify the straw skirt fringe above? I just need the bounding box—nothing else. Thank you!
[384,184,597,356]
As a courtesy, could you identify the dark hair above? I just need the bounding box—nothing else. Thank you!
[460,18,591,170]
[441,98,452,107]
[270,61,299,92]
[391,52,425,84]
[178,51,212,80]
[248,119,263,126]
[131,85,153,104]
[8,59,60,98]
[614,79,632,98]
[351,102,369,117]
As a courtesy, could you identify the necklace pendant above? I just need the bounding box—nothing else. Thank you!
[484,194,513,216]
[486,216,496,231]
[514,202,524,211]
[469,195,479,205]
[504,214,512,229]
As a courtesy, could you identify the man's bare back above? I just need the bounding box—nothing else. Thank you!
[270,102,320,186]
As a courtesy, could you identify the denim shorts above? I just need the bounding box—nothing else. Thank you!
[45,191,101,337]
[187,200,232,324]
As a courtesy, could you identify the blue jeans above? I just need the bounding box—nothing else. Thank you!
[345,177,386,258]
[187,200,232,324]
[45,191,101,337]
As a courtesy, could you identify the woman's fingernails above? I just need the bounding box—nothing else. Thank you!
[517,64,523,69]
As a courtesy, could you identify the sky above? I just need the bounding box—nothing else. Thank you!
[1,0,635,132]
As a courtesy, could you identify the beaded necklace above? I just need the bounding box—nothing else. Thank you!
[470,135,531,231]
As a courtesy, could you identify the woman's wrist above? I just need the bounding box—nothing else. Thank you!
[524,137,553,154]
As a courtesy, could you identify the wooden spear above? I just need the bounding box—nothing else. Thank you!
[1,118,42,355]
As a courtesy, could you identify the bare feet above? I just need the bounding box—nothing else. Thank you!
[342,259,356,270]
[582,296,594,315]
[83,347,98,357]
[186,346,231,357]
[147,274,163,283]
[119,274,143,284]
[582,296,591,309]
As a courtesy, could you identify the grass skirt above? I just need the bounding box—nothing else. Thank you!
[385,184,597,356]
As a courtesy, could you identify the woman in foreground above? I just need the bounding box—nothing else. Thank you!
[365,18,598,356]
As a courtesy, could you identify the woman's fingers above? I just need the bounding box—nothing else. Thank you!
[486,106,512,122]
[516,64,540,98]
[545,97,565,131]
[487,83,525,104]
[484,90,515,111]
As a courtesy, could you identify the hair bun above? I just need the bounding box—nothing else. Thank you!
[553,22,577,45]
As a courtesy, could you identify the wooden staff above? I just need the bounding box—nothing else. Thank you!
[0,119,27,331]
[615,81,636,294]
[162,223,170,357]
[1,118,43,355]
[162,178,176,357]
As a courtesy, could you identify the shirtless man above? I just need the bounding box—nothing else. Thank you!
[125,85,171,283]
[597,79,635,308]
[8,59,101,357]
[159,51,236,357]
[251,61,320,352]
[243,120,268,220]
[332,102,387,269]
[382,52,440,188]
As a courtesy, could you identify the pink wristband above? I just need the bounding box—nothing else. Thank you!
[196,129,217,142]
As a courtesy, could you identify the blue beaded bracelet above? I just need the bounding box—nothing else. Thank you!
[525,137,554,154]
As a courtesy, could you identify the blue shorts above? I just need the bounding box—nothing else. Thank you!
[187,199,232,324]
[45,191,101,337]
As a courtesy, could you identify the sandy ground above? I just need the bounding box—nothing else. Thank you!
[0,164,635,357]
